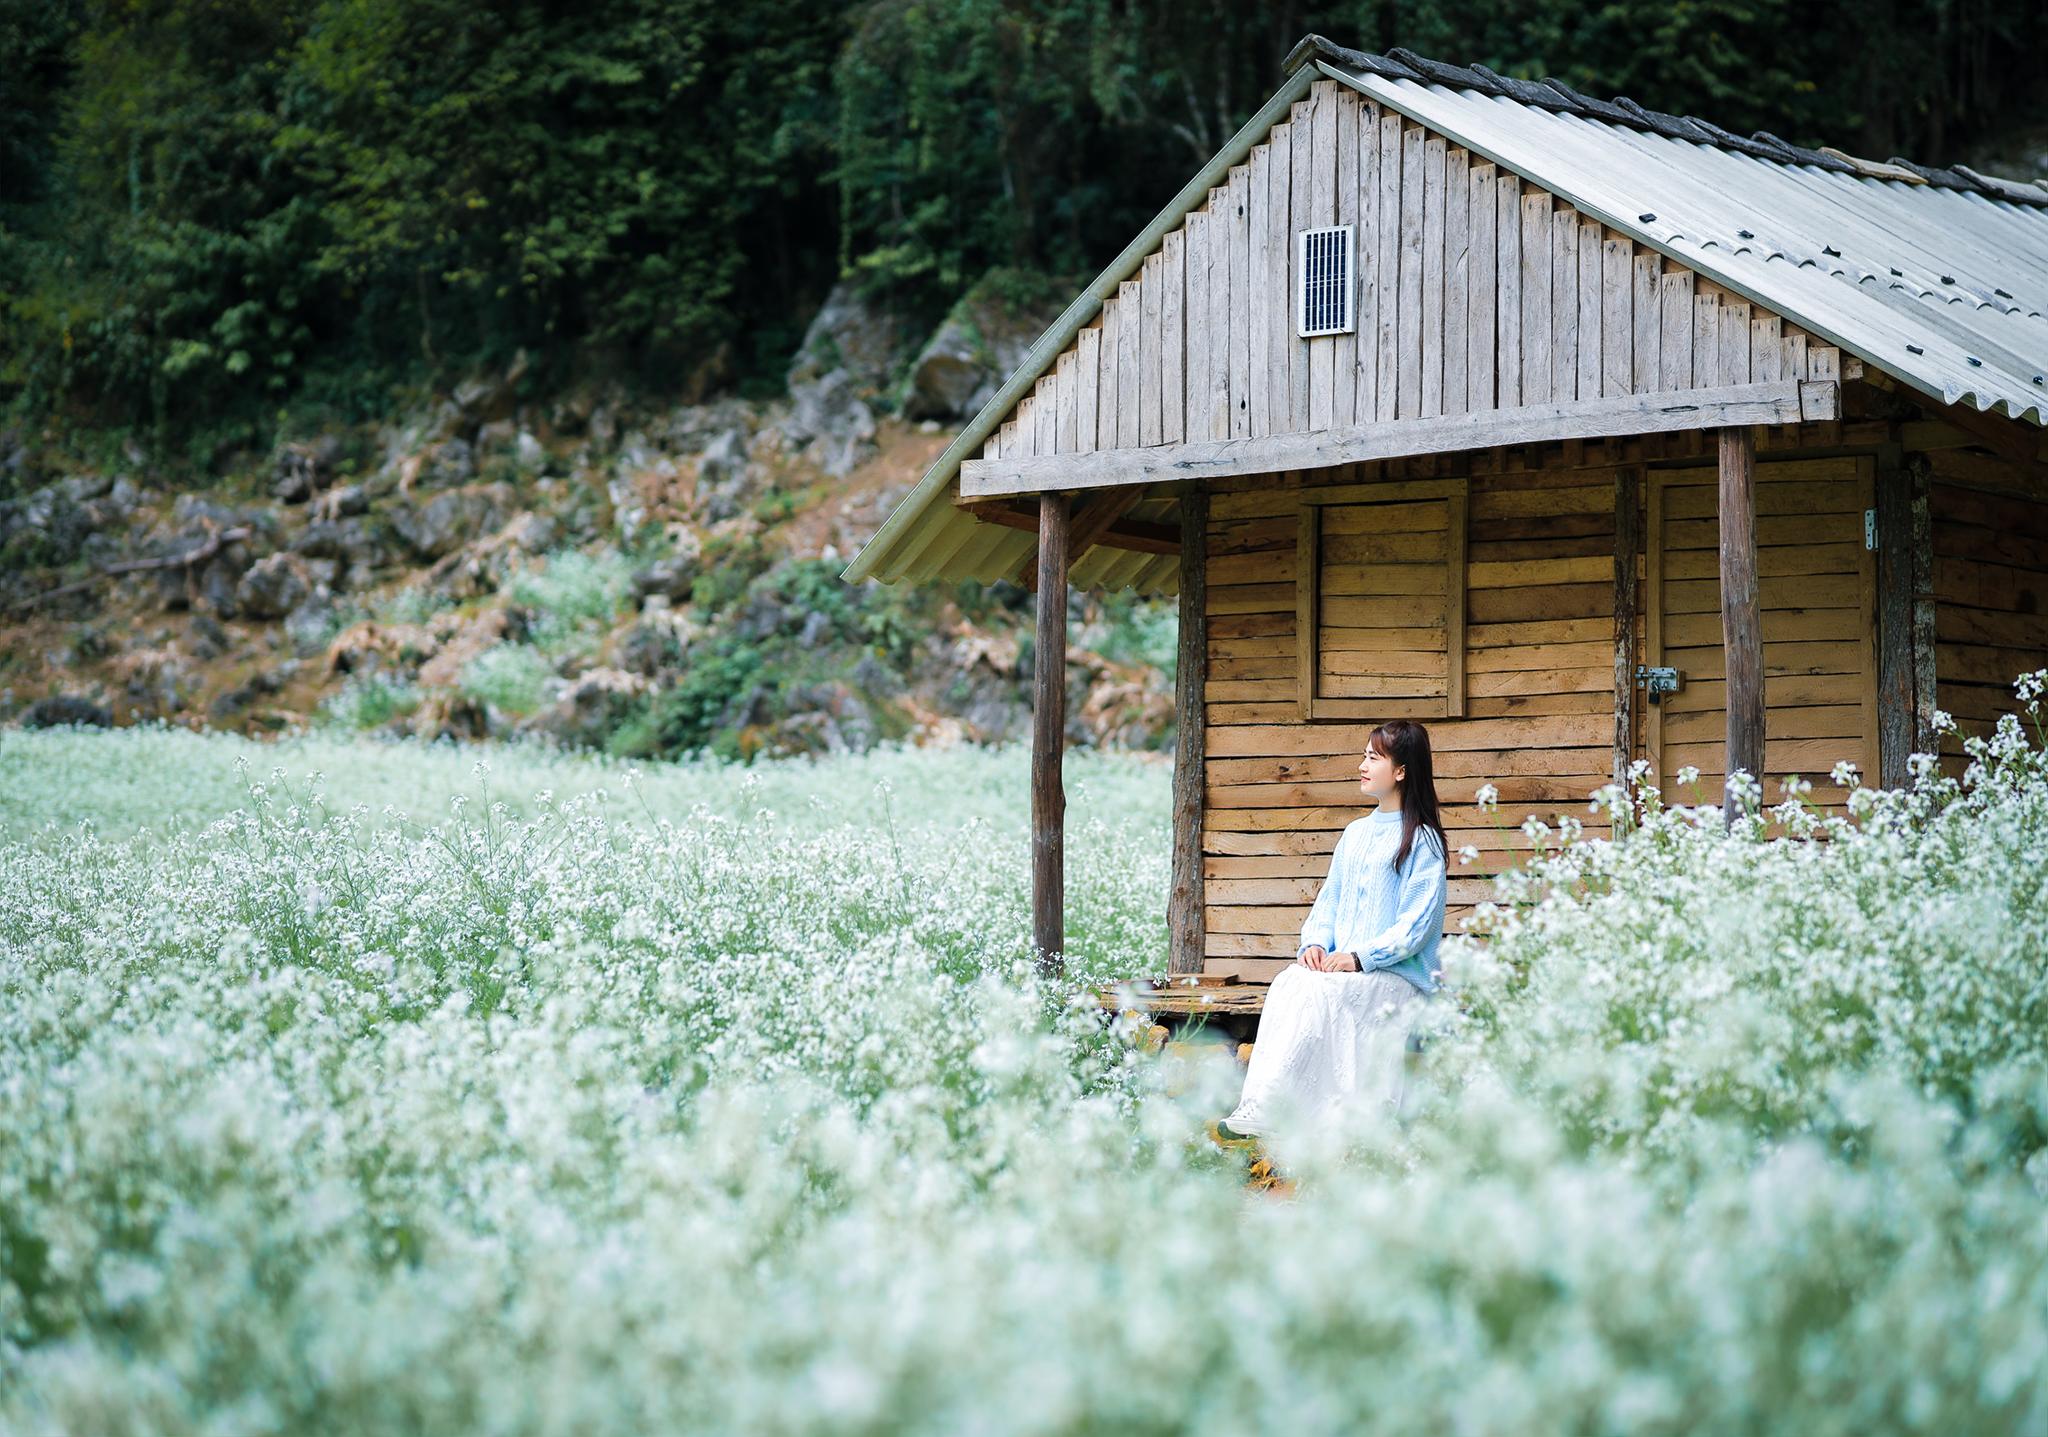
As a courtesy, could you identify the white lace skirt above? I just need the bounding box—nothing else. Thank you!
[1223,965,1427,1138]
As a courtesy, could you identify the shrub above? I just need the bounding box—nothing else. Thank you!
[316,673,421,730]
[456,644,555,718]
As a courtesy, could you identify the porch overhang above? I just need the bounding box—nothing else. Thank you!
[958,380,1836,498]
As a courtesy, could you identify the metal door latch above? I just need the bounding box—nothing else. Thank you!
[1636,665,1682,704]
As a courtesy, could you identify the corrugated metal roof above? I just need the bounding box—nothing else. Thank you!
[846,35,2048,592]
[1303,38,2048,428]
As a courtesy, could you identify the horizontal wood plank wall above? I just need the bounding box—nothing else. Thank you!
[968,77,1841,483]
[1202,459,1617,981]
[1645,456,1878,815]
[1313,490,1457,709]
[1930,482,2048,765]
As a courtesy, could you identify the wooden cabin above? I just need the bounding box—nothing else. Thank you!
[844,36,2048,1001]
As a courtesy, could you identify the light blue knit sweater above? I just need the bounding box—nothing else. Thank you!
[1296,808,1447,995]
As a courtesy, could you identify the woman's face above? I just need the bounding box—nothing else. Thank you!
[1357,743,1405,803]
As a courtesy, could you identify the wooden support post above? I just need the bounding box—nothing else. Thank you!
[1875,448,1914,787]
[1168,484,1207,975]
[1032,492,1069,975]
[1718,426,1764,819]
[1908,453,1937,759]
[1612,466,1642,788]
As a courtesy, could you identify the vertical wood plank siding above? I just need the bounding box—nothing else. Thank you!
[973,86,1843,468]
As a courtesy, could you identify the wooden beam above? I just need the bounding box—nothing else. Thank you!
[1018,490,1144,589]
[1719,426,1764,820]
[1930,398,2048,472]
[1612,466,1642,787]
[958,500,1179,558]
[1033,493,1069,976]
[960,381,1837,497]
[1168,485,1207,976]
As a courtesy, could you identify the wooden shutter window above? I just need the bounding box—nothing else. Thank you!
[1296,478,1468,721]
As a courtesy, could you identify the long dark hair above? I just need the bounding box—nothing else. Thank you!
[1368,719,1446,874]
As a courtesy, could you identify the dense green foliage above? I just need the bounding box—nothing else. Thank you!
[4,0,2042,458]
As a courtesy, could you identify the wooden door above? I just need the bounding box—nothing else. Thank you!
[1643,456,1879,812]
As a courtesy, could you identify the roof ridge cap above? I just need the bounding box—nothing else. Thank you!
[1298,35,2048,208]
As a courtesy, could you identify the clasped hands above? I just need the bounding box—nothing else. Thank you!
[1296,945,1362,972]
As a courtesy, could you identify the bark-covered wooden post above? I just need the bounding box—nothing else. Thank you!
[1612,466,1642,788]
[1718,426,1764,820]
[1167,484,1207,975]
[1875,448,1915,787]
[1032,491,1070,976]
[1907,453,1938,759]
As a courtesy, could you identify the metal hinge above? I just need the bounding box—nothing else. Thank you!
[1636,665,1682,705]
[1865,508,1878,551]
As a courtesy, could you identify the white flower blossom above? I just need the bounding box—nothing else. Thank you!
[2,711,2045,1431]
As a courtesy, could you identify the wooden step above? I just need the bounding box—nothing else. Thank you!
[1095,975,1269,1017]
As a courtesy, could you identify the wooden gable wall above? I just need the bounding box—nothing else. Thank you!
[978,77,1841,472]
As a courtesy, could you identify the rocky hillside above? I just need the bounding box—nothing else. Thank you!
[0,278,1176,759]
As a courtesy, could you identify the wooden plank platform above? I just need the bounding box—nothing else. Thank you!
[1095,974,1270,1016]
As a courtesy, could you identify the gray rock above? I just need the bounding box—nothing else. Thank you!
[208,661,296,721]
[2,484,94,569]
[273,434,343,503]
[786,278,916,398]
[293,514,386,575]
[193,551,247,618]
[324,483,370,517]
[57,472,113,504]
[21,694,111,728]
[452,372,516,425]
[388,483,516,560]
[632,553,699,603]
[693,426,757,521]
[420,437,475,490]
[797,610,835,649]
[209,685,254,720]
[903,271,1066,421]
[617,622,684,677]
[849,653,902,699]
[784,369,877,478]
[734,591,788,643]
[171,493,265,531]
[188,613,229,661]
[696,426,750,488]
[475,418,517,456]
[783,279,913,478]
[285,597,339,656]
[498,511,557,554]
[235,553,313,620]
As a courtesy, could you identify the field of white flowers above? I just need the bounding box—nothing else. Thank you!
[4,699,2047,1434]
